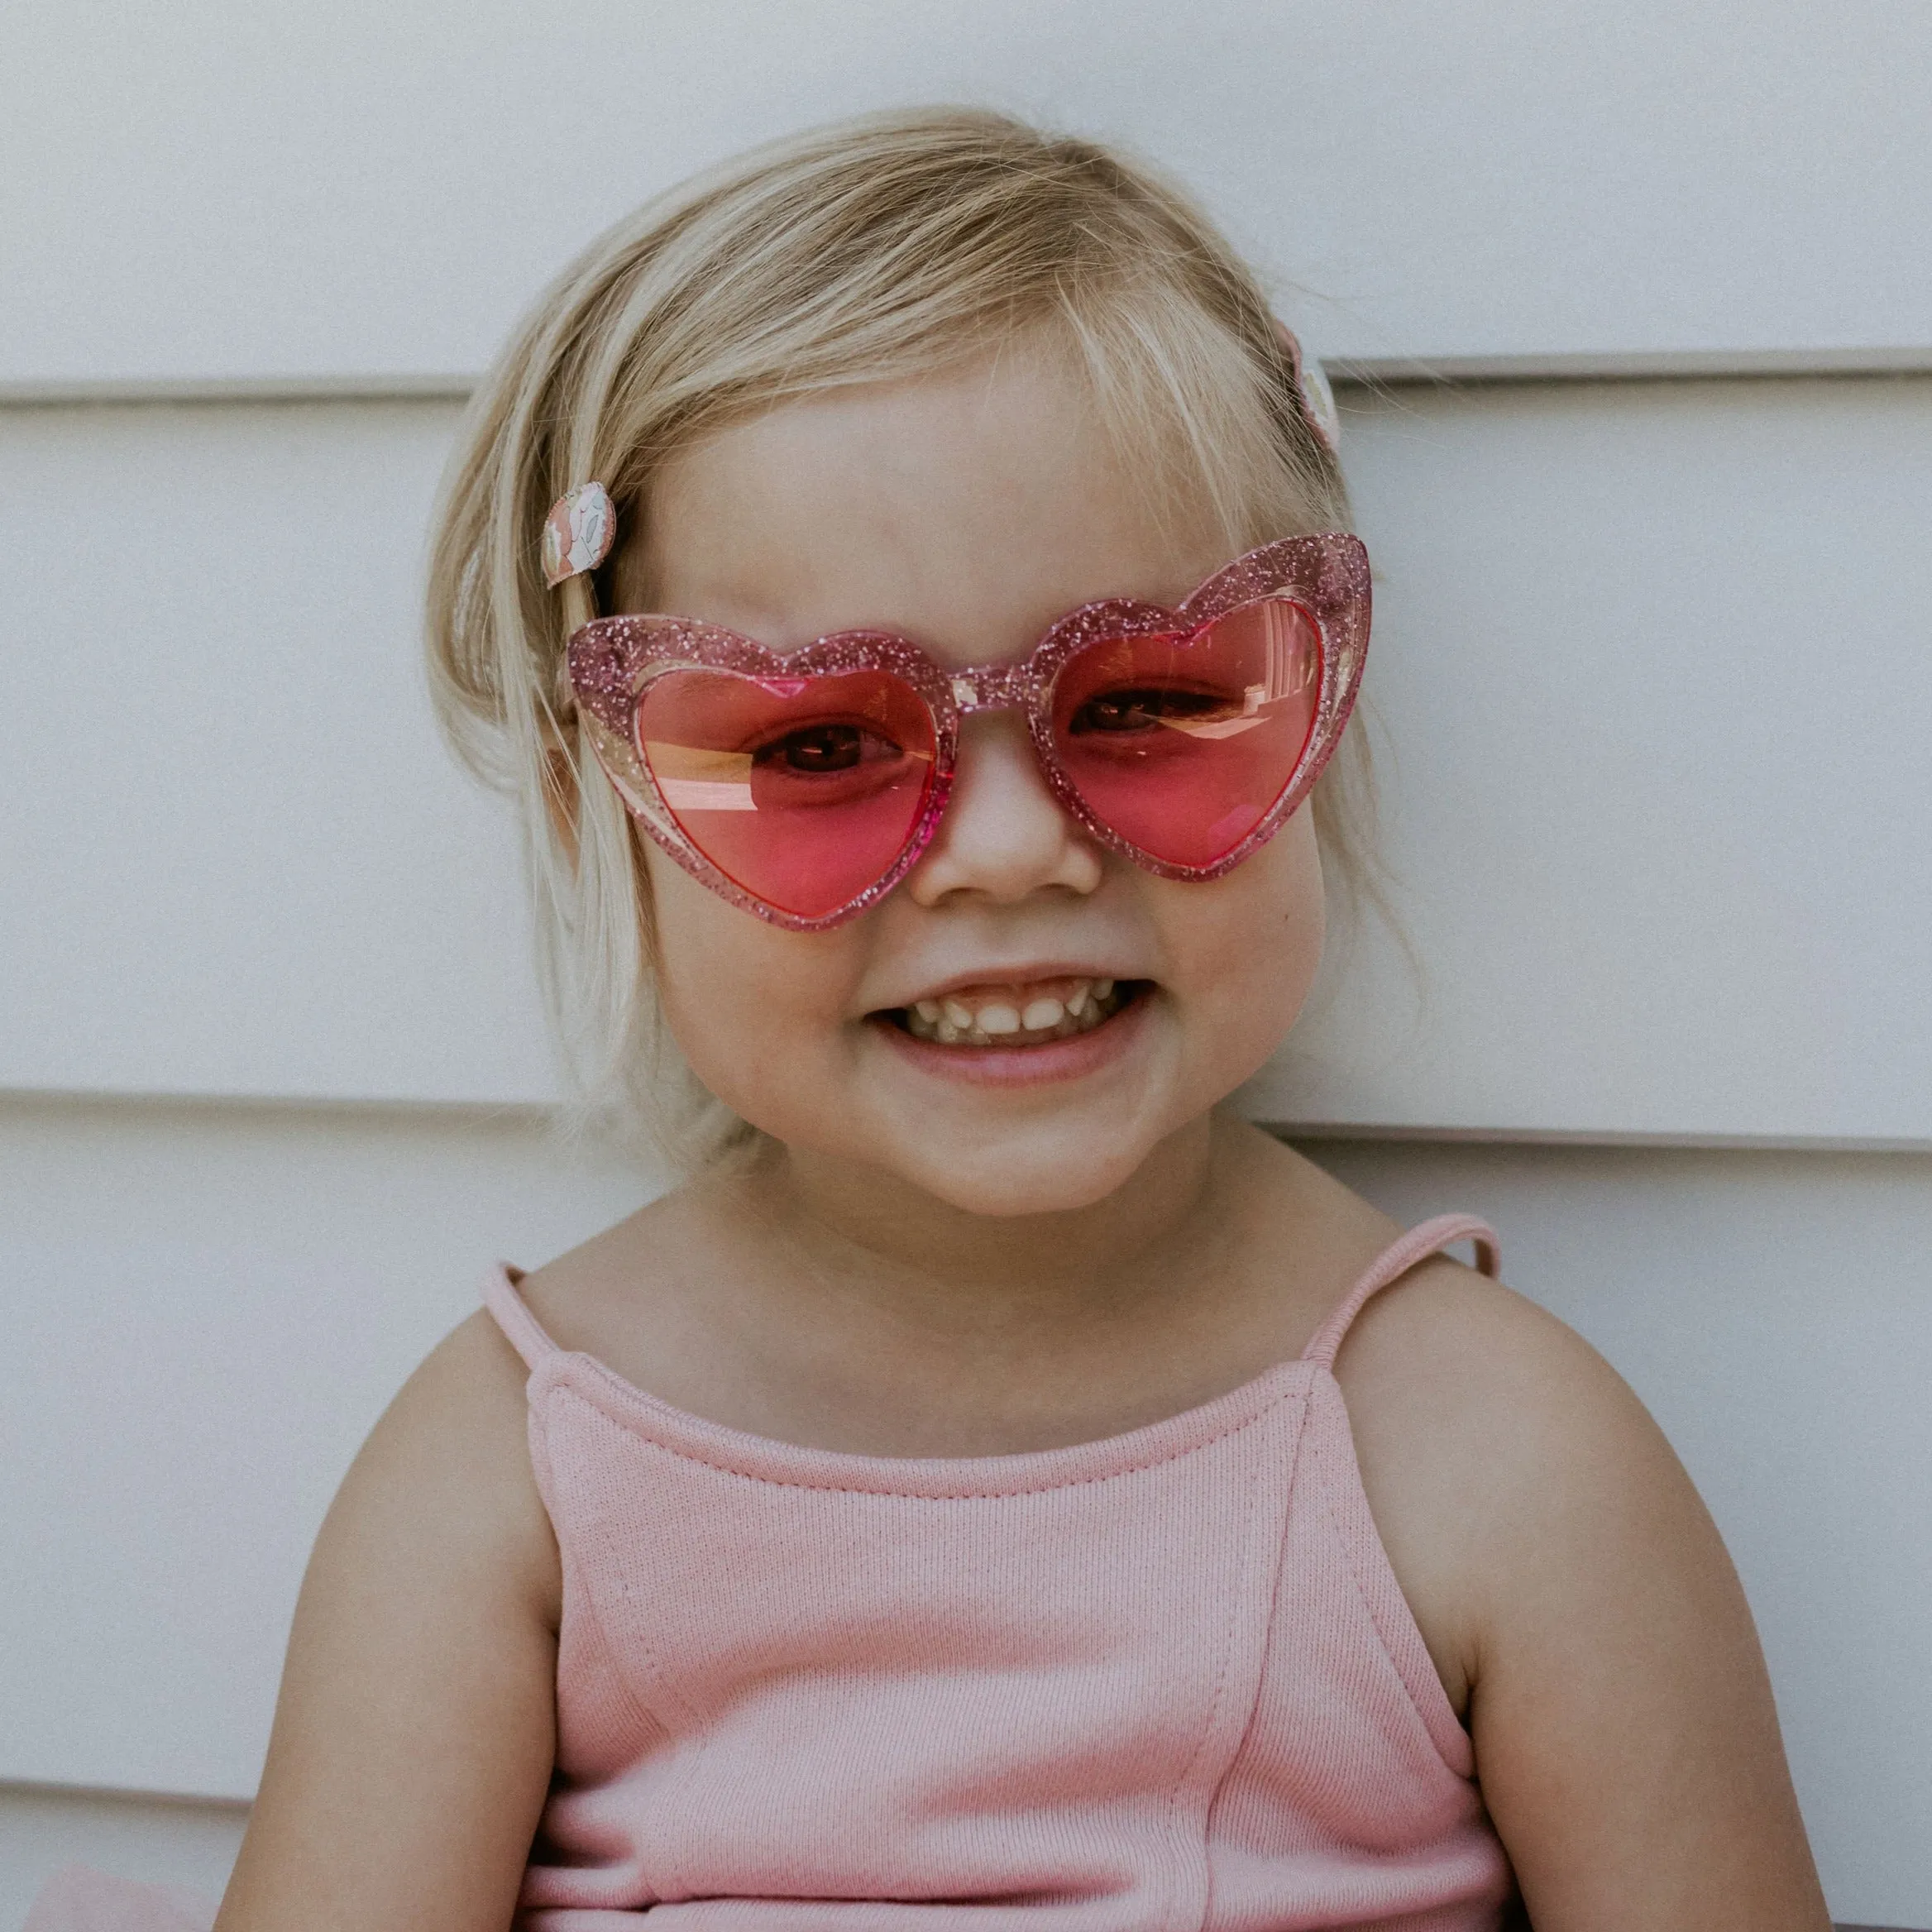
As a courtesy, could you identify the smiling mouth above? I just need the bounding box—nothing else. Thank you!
[885,976,1138,1048]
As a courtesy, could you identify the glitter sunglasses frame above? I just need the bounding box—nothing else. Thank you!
[565,530,1370,931]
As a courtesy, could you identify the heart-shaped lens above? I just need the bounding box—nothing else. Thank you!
[635,667,938,921]
[1050,598,1322,868]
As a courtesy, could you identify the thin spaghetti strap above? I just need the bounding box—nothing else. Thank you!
[482,1265,562,1370]
[1301,1213,1501,1370]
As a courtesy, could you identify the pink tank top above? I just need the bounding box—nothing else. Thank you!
[484,1215,1516,1930]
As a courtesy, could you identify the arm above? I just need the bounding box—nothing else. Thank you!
[1342,1268,1831,1931]
[214,1313,561,1932]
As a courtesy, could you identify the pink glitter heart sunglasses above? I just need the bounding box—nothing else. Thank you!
[566,531,1370,930]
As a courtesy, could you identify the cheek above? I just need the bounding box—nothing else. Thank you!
[1173,815,1327,1070]
[1270,816,1329,997]
[643,846,860,1126]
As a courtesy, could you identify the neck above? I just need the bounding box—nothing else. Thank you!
[724,1112,1232,1347]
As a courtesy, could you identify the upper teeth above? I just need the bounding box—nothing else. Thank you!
[899,978,1126,1046]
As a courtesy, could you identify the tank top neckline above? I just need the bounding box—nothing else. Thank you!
[487,1213,1499,1502]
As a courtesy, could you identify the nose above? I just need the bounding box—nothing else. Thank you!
[904,710,1105,907]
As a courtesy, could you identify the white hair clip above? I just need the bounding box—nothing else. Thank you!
[1274,321,1341,456]
[542,482,616,588]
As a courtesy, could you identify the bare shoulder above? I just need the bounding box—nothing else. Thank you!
[1337,1247,1655,1509]
[1330,1252,1671,1705]
[508,1181,710,1357]
[217,1311,563,1930]
[1331,1251,1828,1927]
[332,1306,558,1621]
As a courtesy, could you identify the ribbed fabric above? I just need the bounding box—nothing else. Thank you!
[484,1214,1515,1930]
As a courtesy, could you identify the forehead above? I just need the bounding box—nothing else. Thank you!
[629,347,1229,665]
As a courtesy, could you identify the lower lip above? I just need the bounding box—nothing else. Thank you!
[868,988,1150,1088]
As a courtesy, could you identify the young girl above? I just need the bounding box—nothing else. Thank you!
[37,108,1829,1932]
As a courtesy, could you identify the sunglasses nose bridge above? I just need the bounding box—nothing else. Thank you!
[946,662,1037,717]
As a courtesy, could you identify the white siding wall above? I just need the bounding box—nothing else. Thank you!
[10,380,1929,1133]
[7,0,1932,389]
[4,3,1929,1927]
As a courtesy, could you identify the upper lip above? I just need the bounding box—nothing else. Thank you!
[870,963,1142,1011]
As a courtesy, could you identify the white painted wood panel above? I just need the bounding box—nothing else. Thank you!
[1248,375,1932,1140]
[1,1099,1925,1925]
[5,381,1929,1139]
[2,1,1930,394]
[0,1097,657,1799]
[0,1786,242,1932]
[0,399,552,1102]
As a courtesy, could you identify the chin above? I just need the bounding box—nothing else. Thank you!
[892,1126,1160,1219]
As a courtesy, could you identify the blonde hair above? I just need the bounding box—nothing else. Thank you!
[427,105,1371,1169]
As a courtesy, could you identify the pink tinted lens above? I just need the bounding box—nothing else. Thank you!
[635,667,937,920]
[1050,599,1322,868]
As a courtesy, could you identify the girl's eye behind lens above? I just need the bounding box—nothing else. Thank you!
[636,665,938,920]
[756,722,903,773]
[1049,601,1324,868]
[1069,686,1237,735]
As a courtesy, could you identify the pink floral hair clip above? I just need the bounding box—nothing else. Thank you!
[1274,321,1341,456]
[542,482,617,588]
